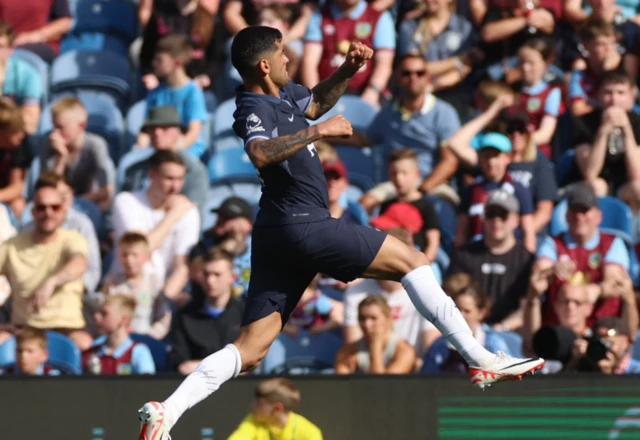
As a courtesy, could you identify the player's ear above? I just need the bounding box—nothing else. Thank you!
[257,58,271,77]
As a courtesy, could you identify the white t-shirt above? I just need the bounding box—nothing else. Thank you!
[110,190,200,282]
[344,279,435,350]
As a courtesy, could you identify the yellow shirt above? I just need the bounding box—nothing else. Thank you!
[227,413,323,440]
[0,230,88,329]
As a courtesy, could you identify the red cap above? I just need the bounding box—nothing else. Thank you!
[322,159,348,179]
[370,202,424,234]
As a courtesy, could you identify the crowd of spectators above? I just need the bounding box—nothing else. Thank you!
[0,0,640,378]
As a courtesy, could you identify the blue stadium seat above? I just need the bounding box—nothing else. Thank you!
[23,156,41,201]
[130,333,168,373]
[428,196,458,256]
[212,98,240,141]
[497,331,524,357]
[336,147,377,191]
[311,95,378,131]
[261,329,342,374]
[40,93,125,162]
[50,50,132,111]
[204,91,218,115]
[116,148,154,191]
[0,331,81,374]
[11,49,49,104]
[555,149,575,185]
[207,147,259,184]
[61,0,137,57]
[550,196,634,244]
[125,100,147,149]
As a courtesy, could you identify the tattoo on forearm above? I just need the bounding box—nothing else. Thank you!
[311,70,352,116]
[256,125,321,165]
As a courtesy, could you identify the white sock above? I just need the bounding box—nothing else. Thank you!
[163,344,242,427]
[402,266,493,366]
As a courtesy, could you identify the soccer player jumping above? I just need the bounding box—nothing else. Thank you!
[137,26,544,440]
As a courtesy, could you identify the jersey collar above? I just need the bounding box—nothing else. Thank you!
[562,230,601,251]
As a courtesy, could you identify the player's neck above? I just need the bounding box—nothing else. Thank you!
[106,328,129,350]
[245,80,280,98]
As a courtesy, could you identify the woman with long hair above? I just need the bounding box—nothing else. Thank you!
[335,295,416,374]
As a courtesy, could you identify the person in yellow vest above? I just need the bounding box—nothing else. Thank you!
[227,378,323,440]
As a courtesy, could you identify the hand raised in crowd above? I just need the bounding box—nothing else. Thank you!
[554,258,577,282]
[570,338,588,361]
[526,9,554,30]
[601,273,634,299]
[142,74,160,91]
[529,264,554,296]
[597,350,617,375]
[489,94,515,114]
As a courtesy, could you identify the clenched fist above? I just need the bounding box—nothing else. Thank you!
[318,115,353,138]
[343,42,374,74]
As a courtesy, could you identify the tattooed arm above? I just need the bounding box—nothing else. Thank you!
[246,116,353,168]
[305,42,375,120]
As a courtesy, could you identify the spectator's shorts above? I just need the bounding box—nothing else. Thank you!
[242,217,386,326]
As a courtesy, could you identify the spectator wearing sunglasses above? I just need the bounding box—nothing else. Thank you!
[356,54,461,212]
[455,132,537,252]
[449,98,557,240]
[0,175,92,351]
[449,189,535,330]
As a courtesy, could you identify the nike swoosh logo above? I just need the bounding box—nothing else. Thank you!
[498,358,538,371]
[287,114,294,122]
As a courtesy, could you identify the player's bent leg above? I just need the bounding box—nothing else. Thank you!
[362,234,544,388]
[137,313,283,440]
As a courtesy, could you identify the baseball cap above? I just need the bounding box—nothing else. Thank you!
[211,196,253,220]
[322,159,348,179]
[567,182,599,210]
[485,189,520,212]
[370,202,424,234]
[476,132,512,153]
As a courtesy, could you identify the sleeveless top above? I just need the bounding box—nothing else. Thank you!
[355,333,399,373]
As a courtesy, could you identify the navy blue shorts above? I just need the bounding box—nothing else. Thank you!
[242,217,386,326]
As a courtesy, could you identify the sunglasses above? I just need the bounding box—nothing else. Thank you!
[484,207,509,220]
[401,69,427,78]
[34,203,62,213]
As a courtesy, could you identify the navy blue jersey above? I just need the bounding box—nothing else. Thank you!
[233,82,330,226]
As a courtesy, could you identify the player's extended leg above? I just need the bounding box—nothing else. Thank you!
[362,234,544,387]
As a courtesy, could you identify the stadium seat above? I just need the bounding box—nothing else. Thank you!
[50,50,132,111]
[204,91,218,115]
[555,149,575,185]
[125,100,147,149]
[336,147,377,191]
[497,331,524,358]
[207,147,259,184]
[39,93,125,162]
[0,331,81,374]
[116,148,154,191]
[311,95,378,131]
[61,0,138,57]
[550,196,634,244]
[130,333,168,373]
[212,98,240,142]
[11,49,49,104]
[261,329,342,374]
[428,196,458,256]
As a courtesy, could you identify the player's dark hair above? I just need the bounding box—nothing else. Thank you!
[231,26,283,78]
[148,150,185,171]
[600,70,634,88]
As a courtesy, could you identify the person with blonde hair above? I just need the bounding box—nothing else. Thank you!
[336,295,417,374]
[39,96,115,211]
[228,378,323,440]
[0,97,29,218]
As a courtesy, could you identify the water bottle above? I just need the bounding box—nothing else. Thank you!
[525,0,537,34]
[607,127,625,156]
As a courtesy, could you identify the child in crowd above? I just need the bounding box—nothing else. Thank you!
[228,378,324,440]
[82,294,156,375]
[101,233,170,340]
[422,282,511,373]
[41,97,115,210]
[517,38,564,159]
[1,328,59,375]
[141,34,207,158]
[371,149,440,262]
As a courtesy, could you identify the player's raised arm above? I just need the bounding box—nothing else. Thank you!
[304,42,374,120]
[246,115,353,168]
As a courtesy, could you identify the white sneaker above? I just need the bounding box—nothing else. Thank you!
[137,402,172,440]
[469,352,544,389]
